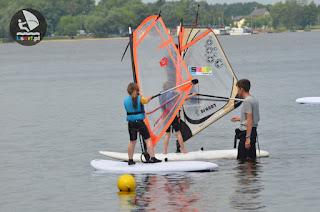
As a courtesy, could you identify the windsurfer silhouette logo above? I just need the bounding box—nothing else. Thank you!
[10,9,47,46]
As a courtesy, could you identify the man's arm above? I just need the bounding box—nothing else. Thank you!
[245,113,253,149]
[231,117,241,122]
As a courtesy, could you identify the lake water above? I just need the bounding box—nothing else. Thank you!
[1,31,320,211]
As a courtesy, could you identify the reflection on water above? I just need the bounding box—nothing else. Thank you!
[118,174,201,211]
[230,160,265,210]
[118,191,137,210]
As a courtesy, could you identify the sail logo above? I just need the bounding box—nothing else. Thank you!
[188,66,212,75]
[201,104,217,114]
[159,57,168,67]
[10,9,47,46]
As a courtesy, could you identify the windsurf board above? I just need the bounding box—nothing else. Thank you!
[90,159,218,173]
[296,97,320,104]
[99,149,269,162]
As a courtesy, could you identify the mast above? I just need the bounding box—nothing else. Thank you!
[194,5,200,28]
[128,25,137,83]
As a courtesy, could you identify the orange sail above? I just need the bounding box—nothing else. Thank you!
[130,16,194,146]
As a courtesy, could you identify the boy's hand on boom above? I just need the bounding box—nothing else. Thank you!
[231,117,240,122]
[186,92,198,100]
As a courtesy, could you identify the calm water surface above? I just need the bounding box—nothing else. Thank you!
[1,31,319,211]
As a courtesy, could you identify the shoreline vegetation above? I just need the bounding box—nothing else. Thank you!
[1,27,320,44]
[1,0,319,43]
[2,29,320,44]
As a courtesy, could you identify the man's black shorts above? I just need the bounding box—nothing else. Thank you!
[166,116,181,133]
[237,127,257,160]
[128,120,150,141]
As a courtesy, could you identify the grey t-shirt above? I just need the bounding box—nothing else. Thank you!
[240,95,259,131]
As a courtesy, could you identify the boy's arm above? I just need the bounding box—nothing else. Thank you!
[185,92,198,100]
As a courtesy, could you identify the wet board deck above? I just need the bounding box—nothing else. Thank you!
[90,159,218,173]
[99,149,269,162]
[296,97,320,104]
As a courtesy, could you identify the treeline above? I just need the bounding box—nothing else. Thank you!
[0,0,319,41]
[241,0,319,30]
[270,0,319,30]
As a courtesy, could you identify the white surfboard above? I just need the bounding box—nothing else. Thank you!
[90,159,218,173]
[296,97,320,104]
[99,149,269,162]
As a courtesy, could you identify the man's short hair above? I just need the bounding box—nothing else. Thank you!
[236,79,250,92]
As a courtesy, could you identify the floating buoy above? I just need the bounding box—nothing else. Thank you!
[117,174,136,192]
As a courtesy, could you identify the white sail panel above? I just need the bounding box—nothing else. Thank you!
[179,28,241,141]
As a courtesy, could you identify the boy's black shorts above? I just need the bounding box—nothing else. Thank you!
[166,116,181,133]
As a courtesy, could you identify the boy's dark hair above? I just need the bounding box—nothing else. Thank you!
[236,79,250,92]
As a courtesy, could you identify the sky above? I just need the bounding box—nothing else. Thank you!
[140,0,320,4]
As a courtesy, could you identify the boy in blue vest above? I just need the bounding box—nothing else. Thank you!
[124,82,162,165]
[161,81,197,154]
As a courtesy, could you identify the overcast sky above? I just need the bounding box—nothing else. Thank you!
[141,0,320,5]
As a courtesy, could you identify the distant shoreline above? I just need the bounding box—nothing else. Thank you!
[0,36,128,44]
[2,29,320,44]
[42,37,128,43]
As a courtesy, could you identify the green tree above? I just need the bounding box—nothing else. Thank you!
[56,15,79,37]
[270,2,285,29]
[62,0,95,16]
[0,1,24,42]
[84,15,107,37]
[253,15,272,28]
[306,1,318,26]
[160,3,178,28]
[106,8,125,34]
[123,2,151,28]
[98,0,131,9]
[175,0,197,25]
[147,0,166,14]
[282,0,302,30]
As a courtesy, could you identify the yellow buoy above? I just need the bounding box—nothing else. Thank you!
[117,174,136,192]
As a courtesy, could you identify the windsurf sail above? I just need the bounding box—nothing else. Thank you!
[178,25,242,141]
[129,15,194,146]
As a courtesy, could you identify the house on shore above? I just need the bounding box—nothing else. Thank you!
[251,8,270,18]
[232,8,270,29]
[233,16,246,28]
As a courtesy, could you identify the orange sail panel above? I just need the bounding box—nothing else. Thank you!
[132,16,193,146]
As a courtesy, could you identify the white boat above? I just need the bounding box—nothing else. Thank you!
[230,28,251,35]
[213,28,230,35]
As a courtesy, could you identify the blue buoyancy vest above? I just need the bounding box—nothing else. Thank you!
[124,95,145,122]
[159,91,174,110]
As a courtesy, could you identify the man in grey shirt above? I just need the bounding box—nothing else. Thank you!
[231,79,260,160]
